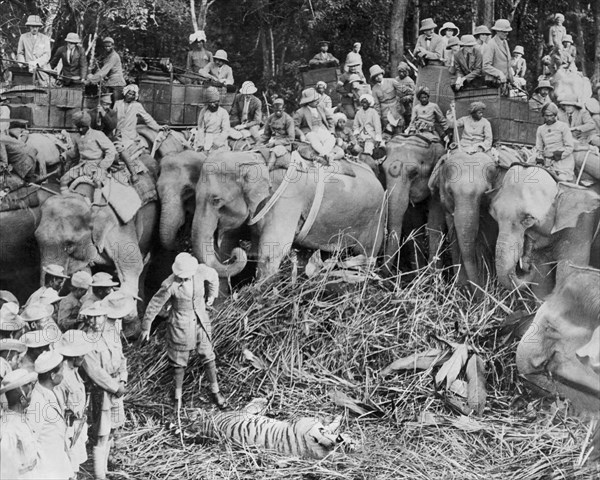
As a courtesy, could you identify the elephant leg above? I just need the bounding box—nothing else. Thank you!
[256,208,303,279]
[445,212,466,284]
[106,225,144,291]
[427,195,445,268]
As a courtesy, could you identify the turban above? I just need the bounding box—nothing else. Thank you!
[273,98,284,106]
[469,101,486,113]
[333,112,347,125]
[72,110,91,128]
[417,86,430,97]
[542,102,559,115]
[206,86,220,103]
[316,81,327,89]
[397,62,410,72]
[359,94,374,107]
[123,84,139,99]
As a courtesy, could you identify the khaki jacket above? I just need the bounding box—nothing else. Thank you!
[142,266,219,351]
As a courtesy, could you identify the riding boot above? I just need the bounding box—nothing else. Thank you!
[204,360,228,409]
[173,366,185,401]
[93,445,106,480]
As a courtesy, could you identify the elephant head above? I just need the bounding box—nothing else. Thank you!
[35,192,144,291]
[382,136,445,268]
[157,150,207,250]
[516,264,600,412]
[440,150,500,288]
[490,165,600,292]
[192,152,269,277]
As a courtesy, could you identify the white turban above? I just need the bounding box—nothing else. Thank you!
[189,30,207,44]
[123,84,139,99]
[359,93,374,107]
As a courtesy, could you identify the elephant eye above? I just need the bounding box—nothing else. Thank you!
[521,215,535,227]
[210,196,222,207]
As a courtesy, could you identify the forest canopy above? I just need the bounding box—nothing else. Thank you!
[1,0,598,100]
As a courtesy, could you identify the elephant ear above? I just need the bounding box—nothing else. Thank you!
[552,183,600,234]
[241,163,271,215]
[92,206,118,253]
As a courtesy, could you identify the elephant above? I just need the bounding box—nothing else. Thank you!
[381,135,446,272]
[516,263,600,414]
[136,125,188,159]
[157,150,207,250]
[191,152,385,279]
[490,164,600,297]
[34,161,159,295]
[431,149,514,289]
[0,185,58,303]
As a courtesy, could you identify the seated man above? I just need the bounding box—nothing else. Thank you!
[16,15,51,85]
[510,45,527,89]
[0,135,38,182]
[394,63,415,126]
[353,94,382,155]
[450,35,483,91]
[533,102,575,181]
[336,73,369,120]
[57,271,92,331]
[333,112,359,155]
[557,96,598,146]
[407,87,449,141]
[316,81,333,113]
[446,101,493,153]
[413,18,444,66]
[308,41,339,69]
[90,92,118,137]
[194,86,230,153]
[200,50,234,87]
[370,65,410,134]
[529,80,554,112]
[560,35,577,72]
[113,84,163,150]
[49,32,87,86]
[342,53,366,83]
[60,111,117,192]
[229,81,262,141]
[294,88,341,164]
[261,98,295,169]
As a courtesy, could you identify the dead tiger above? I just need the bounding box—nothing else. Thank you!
[185,398,356,459]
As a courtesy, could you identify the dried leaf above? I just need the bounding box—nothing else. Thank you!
[435,344,469,389]
[329,390,384,417]
[305,250,324,278]
[330,390,369,416]
[449,379,468,398]
[242,349,267,370]
[380,349,449,377]
[466,354,487,416]
[451,415,486,432]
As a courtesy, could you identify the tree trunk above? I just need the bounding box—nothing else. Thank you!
[476,0,494,26]
[39,0,61,38]
[196,0,214,31]
[389,0,410,74]
[190,0,198,31]
[591,0,600,85]
[507,0,521,23]
[412,0,420,47]
[572,11,587,76]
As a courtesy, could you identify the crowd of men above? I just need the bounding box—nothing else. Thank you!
[0,251,225,479]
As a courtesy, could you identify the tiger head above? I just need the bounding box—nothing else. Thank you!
[295,415,357,459]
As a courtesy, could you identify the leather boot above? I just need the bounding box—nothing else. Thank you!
[173,367,185,402]
[93,445,106,480]
[204,361,228,410]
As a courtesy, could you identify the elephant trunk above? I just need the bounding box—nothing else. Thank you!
[495,231,537,290]
[384,178,411,270]
[192,205,247,278]
[453,196,483,287]
[159,193,186,250]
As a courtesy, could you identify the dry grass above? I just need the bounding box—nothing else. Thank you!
[87,254,599,480]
